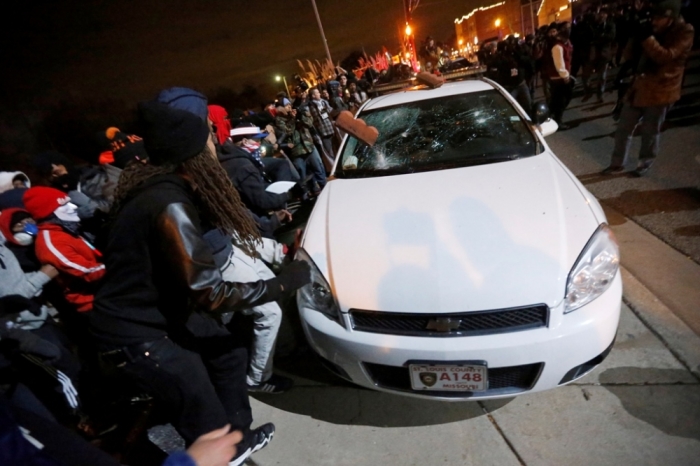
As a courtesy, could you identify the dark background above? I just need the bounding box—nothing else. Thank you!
[0,0,482,168]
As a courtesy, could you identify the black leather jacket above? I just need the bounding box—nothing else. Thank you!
[90,174,281,347]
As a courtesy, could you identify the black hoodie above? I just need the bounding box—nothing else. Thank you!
[90,174,281,347]
[217,142,288,217]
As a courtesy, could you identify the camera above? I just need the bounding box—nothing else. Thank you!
[293,74,309,91]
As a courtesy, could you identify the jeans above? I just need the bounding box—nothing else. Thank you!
[611,103,669,167]
[108,334,252,445]
[221,245,281,386]
[582,57,609,97]
[261,156,299,182]
[292,148,327,191]
[321,135,334,159]
[510,81,533,115]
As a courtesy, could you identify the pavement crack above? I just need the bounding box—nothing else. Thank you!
[478,401,526,466]
[623,296,700,384]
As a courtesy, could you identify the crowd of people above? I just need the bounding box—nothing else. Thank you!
[477,0,693,175]
[0,0,694,465]
[0,78,359,465]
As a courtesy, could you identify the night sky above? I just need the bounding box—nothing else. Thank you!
[1,0,483,104]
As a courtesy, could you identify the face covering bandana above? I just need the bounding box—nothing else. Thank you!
[54,203,80,223]
[13,222,38,246]
[242,140,264,168]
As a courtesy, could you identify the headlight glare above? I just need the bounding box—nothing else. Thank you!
[565,224,619,313]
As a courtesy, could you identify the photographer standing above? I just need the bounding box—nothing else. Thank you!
[603,0,694,176]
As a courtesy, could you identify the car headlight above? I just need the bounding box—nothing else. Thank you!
[564,224,619,313]
[295,248,344,325]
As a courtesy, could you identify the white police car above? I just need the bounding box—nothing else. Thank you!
[296,78,621,400]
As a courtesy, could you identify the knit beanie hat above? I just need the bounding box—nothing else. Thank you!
[23,186,72,220]
[156,87,209,122]
[652,0,681,18]
[138,100,210,166]
[104,127,149,169]
[33,151,73,178]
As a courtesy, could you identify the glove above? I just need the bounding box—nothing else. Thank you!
[276,260,311,292]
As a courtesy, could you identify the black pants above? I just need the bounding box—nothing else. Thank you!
[108,332,252,445]
[549,79,574,125]
[262,156,299,182]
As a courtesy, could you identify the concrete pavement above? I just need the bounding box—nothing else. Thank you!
[244,263,700,466]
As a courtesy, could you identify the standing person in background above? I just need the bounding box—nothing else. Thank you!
[543,23,575,129]
[602,0,694,176]
[308,87,336,163]
[582,9,616,103]
[347,82,368,113]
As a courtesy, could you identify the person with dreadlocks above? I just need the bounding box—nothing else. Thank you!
[89,99,311,466]
[164,91,297,394]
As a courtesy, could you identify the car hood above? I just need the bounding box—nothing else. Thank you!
[302,153,600,314]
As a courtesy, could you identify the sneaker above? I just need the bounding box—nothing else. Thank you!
[247,374,294,394]
[596,94,604,103]
[581,93,593,103]
[633,160,654,176]
[600,165,625,175]
[229,423,275,466]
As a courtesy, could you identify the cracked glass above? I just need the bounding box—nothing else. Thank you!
[336,89,539,178]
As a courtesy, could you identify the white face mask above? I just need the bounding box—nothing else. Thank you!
[54,203,80,222]
[13,232,34,246]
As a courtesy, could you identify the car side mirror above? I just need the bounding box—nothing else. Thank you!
[530,101,550,125]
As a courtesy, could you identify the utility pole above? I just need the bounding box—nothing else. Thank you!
[311,0,334,69]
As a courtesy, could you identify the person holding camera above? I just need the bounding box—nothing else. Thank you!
[602,0,694,176]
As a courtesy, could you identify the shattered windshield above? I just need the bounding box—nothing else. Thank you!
[336,89,539,178]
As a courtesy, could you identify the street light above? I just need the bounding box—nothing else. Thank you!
[275,75,290,98]
[494,18,501,27]
[405,23,412,36]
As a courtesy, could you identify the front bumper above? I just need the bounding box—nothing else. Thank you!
[299,273,622,401]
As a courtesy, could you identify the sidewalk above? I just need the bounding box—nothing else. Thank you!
[242,206,700,466]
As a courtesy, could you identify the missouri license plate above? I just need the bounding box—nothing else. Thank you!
[409,362,488,391]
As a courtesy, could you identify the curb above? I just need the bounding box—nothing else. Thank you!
[620,266,700,380]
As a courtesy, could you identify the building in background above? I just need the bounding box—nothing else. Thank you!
[454,0,546,50]
[538,0,574,27]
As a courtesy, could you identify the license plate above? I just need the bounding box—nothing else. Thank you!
[409,362,488,391]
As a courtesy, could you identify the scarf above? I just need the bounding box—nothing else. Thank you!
[241,140,264,169]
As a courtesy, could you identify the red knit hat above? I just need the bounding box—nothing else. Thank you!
[23,187,72,220]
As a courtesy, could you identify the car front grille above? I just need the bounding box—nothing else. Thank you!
[363,362,544,398]
[350,305,548,337]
